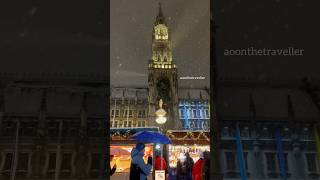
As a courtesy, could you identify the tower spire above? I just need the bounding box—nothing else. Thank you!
[158,2,163,17]
[155,2,166,25]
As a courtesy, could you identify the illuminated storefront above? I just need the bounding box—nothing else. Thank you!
[166,130,210,167]
[110,127,159,173]
[110,145,154,173]
[168,145,209,167]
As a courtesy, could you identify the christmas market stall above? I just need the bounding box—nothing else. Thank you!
[166,130,210,168]
[110,127,159,173]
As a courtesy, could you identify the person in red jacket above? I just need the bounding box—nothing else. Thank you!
[192,152,205,180]
[155,155,167,171]
[155,155,168,180]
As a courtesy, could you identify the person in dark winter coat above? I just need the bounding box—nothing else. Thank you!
[185,152,194,180]
[176,159,184,180]
[202,151,210,180]
[176,153,193,180]
[129,143,152,180]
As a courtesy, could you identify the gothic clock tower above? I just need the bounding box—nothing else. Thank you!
[148,3,181,130]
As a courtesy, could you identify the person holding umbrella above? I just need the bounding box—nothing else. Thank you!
[130,131,172,180]
[130,143,153,180]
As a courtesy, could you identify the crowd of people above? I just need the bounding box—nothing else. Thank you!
[109,142,210,180]
[175,151,210,180]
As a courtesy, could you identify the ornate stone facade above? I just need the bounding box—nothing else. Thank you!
[217,79,320,180]
[0,74,107,180]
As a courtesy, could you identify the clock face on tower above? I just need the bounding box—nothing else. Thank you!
[154,24,168,40]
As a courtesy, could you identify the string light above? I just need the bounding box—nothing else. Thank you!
[111,130,210,142]
[166,131,210,142]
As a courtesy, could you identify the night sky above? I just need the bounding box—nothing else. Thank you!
[215,0,320,82]
[111,0,210,88]
[1,0,320,87]
[0,0,108,76]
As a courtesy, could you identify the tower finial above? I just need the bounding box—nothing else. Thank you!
[158,2,163,17]
[155,2,165,25]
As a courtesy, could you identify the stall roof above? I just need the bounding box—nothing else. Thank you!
[166,130,210,145]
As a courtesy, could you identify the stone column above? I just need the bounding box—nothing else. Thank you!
[73,145,89,179]
[0,111,3,137]
[30,145,48,179]
[250,140,264,179]
[290,141,305,179]
[27,152,32,178]
[0,85,4,136]
[74,93,89,179]
[42,152,50,179]
[220,149,226,175]
[0,151,4,178]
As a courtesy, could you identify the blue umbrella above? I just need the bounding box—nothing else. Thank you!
[131,131,172,144]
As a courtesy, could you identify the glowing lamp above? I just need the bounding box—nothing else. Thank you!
[155,144,161,150]
[156,116,167,125]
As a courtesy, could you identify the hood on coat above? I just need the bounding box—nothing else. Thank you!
[131,147,144,158]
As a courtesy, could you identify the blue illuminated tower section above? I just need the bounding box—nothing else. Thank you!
[183,100,189,129]
[179,98,210,130]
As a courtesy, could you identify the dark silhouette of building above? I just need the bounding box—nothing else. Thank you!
[0,73,108,179]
